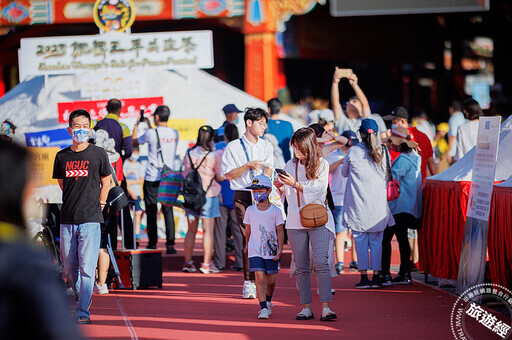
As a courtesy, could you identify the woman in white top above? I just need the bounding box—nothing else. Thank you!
[341,119,395,289]
[455,98,483,161]
[182,126,224,274]
[274,127,337,322]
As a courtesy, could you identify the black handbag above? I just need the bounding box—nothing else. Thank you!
[104,162,128,216]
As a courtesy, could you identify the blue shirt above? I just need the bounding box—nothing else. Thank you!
[267,119,294,162]
[388,151,422,218]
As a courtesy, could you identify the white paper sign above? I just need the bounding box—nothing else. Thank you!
[79,73,147,98]
[19,30,214,80]
[466,116,501,221]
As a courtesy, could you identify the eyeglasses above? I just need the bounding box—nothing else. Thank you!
[255,120,268,128]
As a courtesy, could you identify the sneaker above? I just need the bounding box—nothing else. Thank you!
[199,262,221,274]
[93,283,109,294]
[77,316,91,324]
[355,277,372,289]
[370,276,383,288]
[382,274,393,286]
[266,301,273,315]
[320,307,337,321]
[296,307,314,320]
[242,280,257,299]
[182,261,197,273]
[258,308,270,319]
[392,273,413,285]
[335,262,344,274]
[349,261,358,272]
[166,246,177,254]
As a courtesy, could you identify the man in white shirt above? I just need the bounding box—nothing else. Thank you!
[221,107,274,299]
[444,100,467,163]
[133,105,179,254]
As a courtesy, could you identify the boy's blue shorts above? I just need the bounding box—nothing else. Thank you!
[249,256,279,274]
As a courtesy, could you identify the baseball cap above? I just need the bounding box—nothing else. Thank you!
[318,109,335,122]
[222,104,242,115]
[246,175,272,190]
[359,119,379,134]
[0,124,13,138]
[341,130,359,146]
[382,106,409,121]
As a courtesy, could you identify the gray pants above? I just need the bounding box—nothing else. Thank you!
[214,205,243,269]
[288,227,333,304]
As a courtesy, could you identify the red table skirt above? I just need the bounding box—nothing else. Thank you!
[488,186,512,289]
[419,180,470,280]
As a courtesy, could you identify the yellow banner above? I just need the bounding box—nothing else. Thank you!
[29,147,60,186]
[167,119,206,141]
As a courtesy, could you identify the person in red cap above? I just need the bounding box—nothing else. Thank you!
[383,106,437,179]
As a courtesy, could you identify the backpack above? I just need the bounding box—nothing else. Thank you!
[182,149,214,210]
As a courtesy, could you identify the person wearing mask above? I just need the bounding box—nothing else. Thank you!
[215,104,243,146]
[274,127,337,322]
[222,108,274,299]
[267,97,294,162]
[455,98,484,161]
[213,124,244,272]
[381,127,422,285]
[443,100,467,164]
[0,140,84,338]
[182,126,224,274]
[383,106,437,179]
[341,119,395,289]
[52,109,112,324]
[133,105,179,254]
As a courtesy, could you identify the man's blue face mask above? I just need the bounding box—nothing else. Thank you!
[71,128,90,144]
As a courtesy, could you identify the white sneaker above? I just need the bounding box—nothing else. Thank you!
[296,307,314,320]
[258,308,270,319]
[242,280,257,299]
[320,307,337,321]
[93,283,109,294]
[266,301,273,315]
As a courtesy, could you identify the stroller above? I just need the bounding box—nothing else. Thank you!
[32,203,63,273]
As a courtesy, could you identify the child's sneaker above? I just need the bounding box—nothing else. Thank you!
[242,280,257,299]
[349,261,358,272]
[258,308,270,319]
[182,261,197,273]
[335,262,344,274]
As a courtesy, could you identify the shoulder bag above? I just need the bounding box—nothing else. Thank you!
[155,128,184,207]
[383,145,401,201]
[295,161,329,228]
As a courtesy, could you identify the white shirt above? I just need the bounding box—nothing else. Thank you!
[281,158,335,235]
[138,126,179,181]
[341,144,395,233]
[448,112,468,157]
[336,113,386,142]
[327,149,347,206]
[243,204,284,259]
[221,135,274,190]
[455,120,479,161]
[123,160,144,196]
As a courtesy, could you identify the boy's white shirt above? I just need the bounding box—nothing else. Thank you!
[243,204,284,259]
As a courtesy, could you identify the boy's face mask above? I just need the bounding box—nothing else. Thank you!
[252,190,269,203]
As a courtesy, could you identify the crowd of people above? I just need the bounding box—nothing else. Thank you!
[0,68,491,328]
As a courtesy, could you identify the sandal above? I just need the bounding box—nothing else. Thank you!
[296,308,314,320]
[320,308,337,321]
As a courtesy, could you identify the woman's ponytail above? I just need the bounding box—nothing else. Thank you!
[362,131,383,166]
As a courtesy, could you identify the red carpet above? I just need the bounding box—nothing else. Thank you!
[79,240,508,339]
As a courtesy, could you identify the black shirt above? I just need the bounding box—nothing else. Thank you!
[52,144,111,224]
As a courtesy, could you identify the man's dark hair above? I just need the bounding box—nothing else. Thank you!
[267,98,282,115]
[244,107,269,127]
[0,140,31,228]
[224,123,239,142]
[154,105,170,123]
[464,98,483,120]
[69,109,91,127]
[106,99,122,114]
[450,100,462,112]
